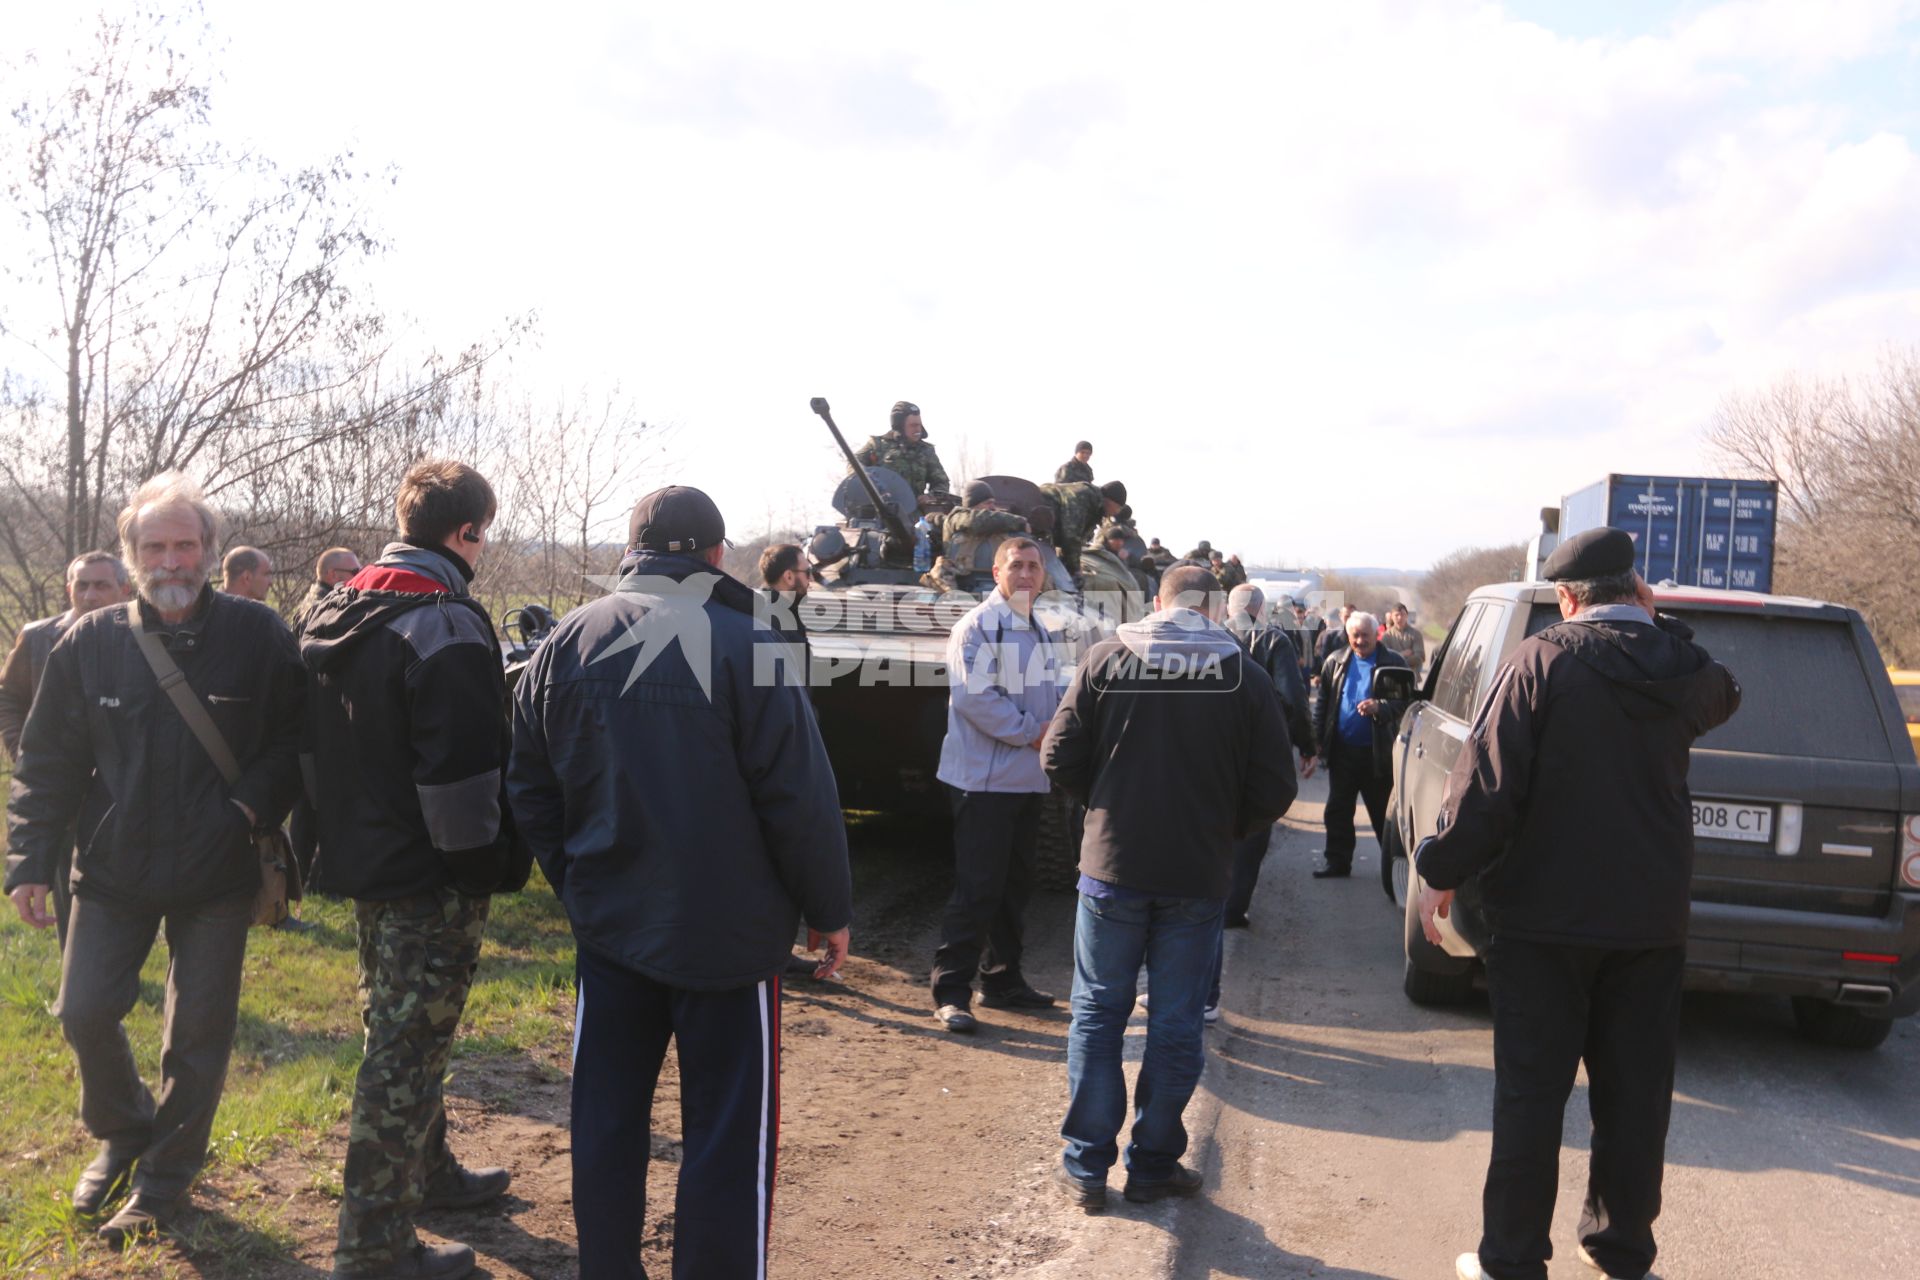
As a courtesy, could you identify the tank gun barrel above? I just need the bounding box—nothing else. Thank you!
[810,396,915,548]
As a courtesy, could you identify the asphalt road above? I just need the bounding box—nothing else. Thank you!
[1165,775,1920,1280]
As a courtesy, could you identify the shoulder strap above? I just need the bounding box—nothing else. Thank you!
[130,611,243,785]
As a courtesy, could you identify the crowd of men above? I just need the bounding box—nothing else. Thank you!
[2,399,1736,1280]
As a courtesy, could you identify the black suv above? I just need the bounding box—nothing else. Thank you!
[1382,583,1920,1049]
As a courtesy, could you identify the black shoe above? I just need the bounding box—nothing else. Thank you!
[332,1242,477,1280]
[274,914,318,933]
[422,1163,511,1211]
[71,1148,137,1216]
[1222,913,1251,929]
[1052,1162,1107,1213]
[979,984,1056,1009]
[1310,861,1351,879]
[784,954,819,979]
[97,1194,176,1248]
[1123,1163,1204,1204]
[935,1004,977,1033]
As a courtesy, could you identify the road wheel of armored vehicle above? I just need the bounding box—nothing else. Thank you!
[1034,786,1082,891]
[1790,996,1893,1050]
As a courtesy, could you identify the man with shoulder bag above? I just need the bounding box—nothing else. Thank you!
[5,474,305,1248]
[302,460,530,1280]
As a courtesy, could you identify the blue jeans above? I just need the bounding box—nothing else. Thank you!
[1061,891,1224,1182]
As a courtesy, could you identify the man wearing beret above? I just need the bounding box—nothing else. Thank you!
[1413,527,1741,1280]
[508,485,853,1280]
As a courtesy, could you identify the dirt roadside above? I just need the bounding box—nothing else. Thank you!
[113,821,1222,1280]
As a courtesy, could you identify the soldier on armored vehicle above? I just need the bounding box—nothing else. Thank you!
[850,400,950,499]
[1039,479,1128,575]
[921,480,1033,594]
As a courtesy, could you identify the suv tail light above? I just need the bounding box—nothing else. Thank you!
[1902,815,1920,890]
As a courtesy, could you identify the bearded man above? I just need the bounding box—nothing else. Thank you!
[5,471,304,1248]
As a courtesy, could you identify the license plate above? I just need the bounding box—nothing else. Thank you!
[1693,799,1773,844]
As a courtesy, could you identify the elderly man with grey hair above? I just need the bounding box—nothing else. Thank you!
[1310,609,1410,880]
[5,472,304,1248]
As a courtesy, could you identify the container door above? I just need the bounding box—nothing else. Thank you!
[1608,476,1686,583]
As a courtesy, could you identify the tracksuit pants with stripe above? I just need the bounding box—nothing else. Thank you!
[572,945,781,1280]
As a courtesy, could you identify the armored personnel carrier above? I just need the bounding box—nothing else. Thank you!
[803,398,1091,879]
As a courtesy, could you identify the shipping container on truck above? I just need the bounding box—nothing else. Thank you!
[1558,474,1778,592]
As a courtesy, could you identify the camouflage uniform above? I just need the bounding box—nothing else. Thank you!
[853,433,950,495]
[1040,482,1107,575]
[1214,559,1248,591]
[941,507,1031,574]
[1077,546,1151,624]
[1054,457,1094,484]
[1182,542,1213,562]
[1383,623,1427,672]
[335,889,489,1273]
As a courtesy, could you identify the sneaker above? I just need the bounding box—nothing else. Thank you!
[1454,1254,1495,1280]
[1051,1162,1107,1213]
[1203,1003,1221,1024]
[1122,1163,1203,1204]
[97,1195,176,1249]
[332,1242,477,1279]
[935,1004,977,1033]
[979,984,1056,1009]
[422,1162,511,1211]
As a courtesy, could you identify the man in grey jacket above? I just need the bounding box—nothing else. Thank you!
[929,536,1068,1033]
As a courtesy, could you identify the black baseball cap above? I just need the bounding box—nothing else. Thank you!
[628,485,730,554]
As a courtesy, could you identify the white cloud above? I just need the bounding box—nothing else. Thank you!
[6,0,1920,568]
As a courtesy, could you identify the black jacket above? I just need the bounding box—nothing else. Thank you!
[1042,610,1297,899]
[1314,643,1411,759]
[5,589,304,908]
[507,550,852,991]
[1226,616,1315,758]
[1415,609,1741,948]
[0,612,73,760]
[1314,623,1349,670]
[300,544,528,901]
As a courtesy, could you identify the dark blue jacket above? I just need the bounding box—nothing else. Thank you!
[507,550,851,990]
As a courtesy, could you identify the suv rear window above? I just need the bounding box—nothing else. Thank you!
[1524,606,1892,761]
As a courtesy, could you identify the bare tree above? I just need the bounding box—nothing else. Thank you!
[1418,542,1527,629]
[0,7,523,635]
[1707,353,1920,664]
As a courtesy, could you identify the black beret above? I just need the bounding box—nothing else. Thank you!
[1542,526,1636,581]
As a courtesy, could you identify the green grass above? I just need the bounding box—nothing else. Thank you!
[0,873,578,1276]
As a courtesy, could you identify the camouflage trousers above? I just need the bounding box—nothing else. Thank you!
[335,888,489,1272]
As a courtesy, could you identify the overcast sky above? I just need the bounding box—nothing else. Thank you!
[11,1,1920,568]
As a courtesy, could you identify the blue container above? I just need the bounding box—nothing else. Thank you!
[1558,475,1777,592]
